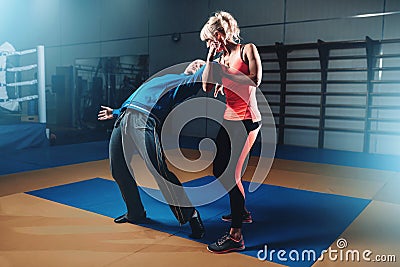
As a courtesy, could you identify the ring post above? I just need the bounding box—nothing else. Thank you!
[37,45,46,124]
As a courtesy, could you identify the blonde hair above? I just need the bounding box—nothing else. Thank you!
[200,11,241,43]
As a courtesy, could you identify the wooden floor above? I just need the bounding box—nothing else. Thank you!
[0,150,399,267]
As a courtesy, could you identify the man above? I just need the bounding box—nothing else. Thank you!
[98,60,206,239]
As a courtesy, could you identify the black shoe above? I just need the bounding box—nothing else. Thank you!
[207,233,245,253]
[189,209,205,239]
[221,211,252,223]
[114,212,146,224]
[114,214,129,223]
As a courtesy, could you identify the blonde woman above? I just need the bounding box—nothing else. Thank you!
[200,11,262,253]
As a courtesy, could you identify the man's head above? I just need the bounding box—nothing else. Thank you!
[184,59,206,75]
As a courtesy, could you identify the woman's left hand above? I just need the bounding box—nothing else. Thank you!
[214,84,224,97]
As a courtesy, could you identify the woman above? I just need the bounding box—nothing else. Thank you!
[200,11,262,253]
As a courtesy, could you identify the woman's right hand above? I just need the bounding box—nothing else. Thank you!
[207,41,221,62]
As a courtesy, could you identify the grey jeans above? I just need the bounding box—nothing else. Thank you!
[109,109,195,224]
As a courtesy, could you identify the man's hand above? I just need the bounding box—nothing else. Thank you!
[98,105,114,120]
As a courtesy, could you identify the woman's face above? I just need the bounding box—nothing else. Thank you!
[206,35,224,52]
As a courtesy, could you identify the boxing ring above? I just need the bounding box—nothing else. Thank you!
[0,42,48,151]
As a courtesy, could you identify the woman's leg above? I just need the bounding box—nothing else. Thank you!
[230,120,261,230]
[213,124,231,181]
[208,120,261,253]
[216,121,254,220]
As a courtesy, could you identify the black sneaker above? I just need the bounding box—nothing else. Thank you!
[207,233,245,253]
[221,211,252,223]
[189,209,205,239]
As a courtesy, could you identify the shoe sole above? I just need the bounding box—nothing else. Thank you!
[207,245,245,254]
[221,218,253,224]
[114,217,147,224]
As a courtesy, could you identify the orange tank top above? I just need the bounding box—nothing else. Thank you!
[221,45,261,122]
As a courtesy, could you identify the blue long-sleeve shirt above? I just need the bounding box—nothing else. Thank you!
[113,66,205,124]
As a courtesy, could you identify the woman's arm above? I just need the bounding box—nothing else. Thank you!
[222,43,262,87]
[244,43,262,87]
[202,42,222,92]
[202,62,216,92]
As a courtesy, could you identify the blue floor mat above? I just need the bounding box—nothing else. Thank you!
[27,177,370,267]
[274,145,400,172]
[2,139,399,176]
[0,141,109,175]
